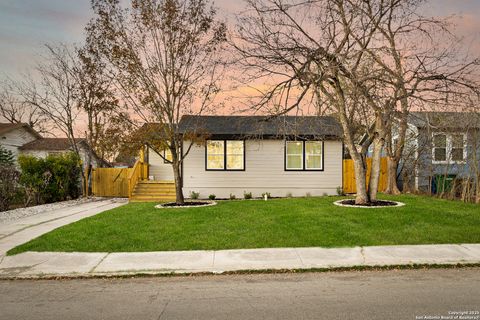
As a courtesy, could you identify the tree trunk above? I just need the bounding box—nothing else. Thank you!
[172,162,184,204]
[368,137,384,202]
[352,154,369,204]
[385,156,401,195]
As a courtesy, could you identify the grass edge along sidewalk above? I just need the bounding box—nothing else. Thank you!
[7,194,480,255]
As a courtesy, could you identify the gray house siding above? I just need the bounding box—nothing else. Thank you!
[415,128,480,192]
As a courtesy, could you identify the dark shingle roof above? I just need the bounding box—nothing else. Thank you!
[177,115,342,139]
[409,112,480,129]
[19,138,86,151]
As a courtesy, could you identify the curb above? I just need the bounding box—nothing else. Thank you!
[1,262,479,280]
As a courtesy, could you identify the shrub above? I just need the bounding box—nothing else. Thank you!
[229,193,236,200]
[336,186,345,196]
[0,164,21,211]
[305,192,312,198]
[261,192,271,199]
[286,192,293,198]
[18,152,82,206]
[190,191,200,199]
[0,145,15,166]
[244,191,252,199]
[208,194,216,200]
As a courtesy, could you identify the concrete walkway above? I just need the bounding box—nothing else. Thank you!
[0,198,127,256]
[0,244,479,279]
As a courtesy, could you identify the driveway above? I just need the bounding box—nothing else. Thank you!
[0,198,127,256]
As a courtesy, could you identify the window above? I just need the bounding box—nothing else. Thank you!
[226,141,244,170]
[163,148,173,163]
[286,141,303,170]
[432,133,465,163]
[433,134,447,162]
[285,141,323,171]
[206,140,244,170]
[451,134,465,162]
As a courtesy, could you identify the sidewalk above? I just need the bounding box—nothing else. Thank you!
[1,244,479,279]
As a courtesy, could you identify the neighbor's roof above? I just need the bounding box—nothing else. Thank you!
[177,115,343,139]
[0,122,42,138]
[409,112,480,129]
[19,138,86,151]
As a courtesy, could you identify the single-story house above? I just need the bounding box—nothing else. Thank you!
[0,123,42,160]
[397,112,480,193]
[0,122,106,169]
[19,137,106,169]
[145,115,344,198]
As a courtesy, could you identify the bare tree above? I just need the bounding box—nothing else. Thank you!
[234,0,479,203]
[16,44,81,152]
[87,0,227,204]
[343,0,480,195]
[234,0,404,204]
[74,43,119,194]
[0,83,51,135]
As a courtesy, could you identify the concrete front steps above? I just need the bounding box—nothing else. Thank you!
[130,181,176,202]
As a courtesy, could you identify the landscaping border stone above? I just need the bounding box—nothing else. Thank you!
[333,199,405,208]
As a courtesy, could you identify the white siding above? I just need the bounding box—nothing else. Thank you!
[182,139,343,198]
[148,147,174,181]
[0,127,38,160]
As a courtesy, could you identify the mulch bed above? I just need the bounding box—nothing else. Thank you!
[161,201,213,207]
[338,200,399,207]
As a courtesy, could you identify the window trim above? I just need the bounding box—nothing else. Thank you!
[205,139,246,171]
[284,140,324,171]
[432,132,467,164]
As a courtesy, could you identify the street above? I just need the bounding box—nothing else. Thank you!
[0,268,479,320]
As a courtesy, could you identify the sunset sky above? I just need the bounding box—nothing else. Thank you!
[0,0,479,79]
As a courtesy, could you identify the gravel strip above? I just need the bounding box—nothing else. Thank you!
[0,197,119,224]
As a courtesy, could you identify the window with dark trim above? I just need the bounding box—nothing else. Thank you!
[163,148,173,164]
[285,141,323,171]
[206,140,245,171]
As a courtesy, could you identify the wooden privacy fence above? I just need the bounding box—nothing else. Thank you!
[343,158,388,194]
[91,167,131,197]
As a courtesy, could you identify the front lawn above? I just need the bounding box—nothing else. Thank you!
[7,195,480,255]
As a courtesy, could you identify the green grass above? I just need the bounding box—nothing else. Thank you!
[7,194,480,255]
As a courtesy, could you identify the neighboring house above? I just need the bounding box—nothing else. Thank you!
[0,123,42,161]
[398,112,480,193]
[145,115,344,198]
[19,138,106,169]
[0,122,106,169]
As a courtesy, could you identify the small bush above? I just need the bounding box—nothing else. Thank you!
[261,192,271,199]
[244,191,252,199]
[18,152,81,206]
[0,164,21,212]
[286,192,293,198]
[0,145,15,166]
[190,191,200,199]
[208,194,216,200]
[305,192,312,198]
[229,193,236,200]
[336,186,345,196]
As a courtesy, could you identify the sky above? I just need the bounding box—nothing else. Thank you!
[0,0,479,78]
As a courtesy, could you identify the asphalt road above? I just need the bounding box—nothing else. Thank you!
[1,268,479,320]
